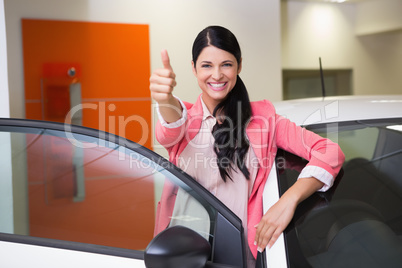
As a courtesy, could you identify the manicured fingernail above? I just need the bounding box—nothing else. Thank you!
[254,224,258,228]
[257,247,263,253]
[254,241,257,246]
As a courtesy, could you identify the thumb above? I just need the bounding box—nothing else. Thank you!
[161,49,173,71]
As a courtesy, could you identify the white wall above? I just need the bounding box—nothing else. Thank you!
[6,0,400,139]
[1,0,10,117]
[0,0,13,234]
[281,0,402,96]
[282,1,356,69]
[5,0,281,157]
[356,0,402,35]
[353,0,402,95]
[4,0,282,120]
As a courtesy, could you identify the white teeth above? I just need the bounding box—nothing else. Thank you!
[210,83,225,88]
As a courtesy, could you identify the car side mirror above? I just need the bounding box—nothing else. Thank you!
[144,225,211,268]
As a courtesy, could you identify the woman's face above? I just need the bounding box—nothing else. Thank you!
[192,45,242,113]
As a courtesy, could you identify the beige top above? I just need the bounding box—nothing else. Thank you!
[177,98,258,232]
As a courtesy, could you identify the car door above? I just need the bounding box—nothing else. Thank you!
[274,118,402,268]
[261,161,288,268]
[0,118,255,268]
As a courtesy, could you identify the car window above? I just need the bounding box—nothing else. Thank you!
[278,119,402,268]
[321,126,379,161]
[0,122,215,252]
[0,119,246,267]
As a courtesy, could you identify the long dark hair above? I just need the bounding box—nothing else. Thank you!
[192,26,252,182]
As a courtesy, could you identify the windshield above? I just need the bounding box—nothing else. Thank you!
[279,118,402,268]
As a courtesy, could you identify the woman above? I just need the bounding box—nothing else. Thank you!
[150,25,344,265]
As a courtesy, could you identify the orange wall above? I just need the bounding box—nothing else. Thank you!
[22,19,154,250]
[22,19,151,148]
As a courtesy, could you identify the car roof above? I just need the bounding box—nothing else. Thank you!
[273,95,402,126]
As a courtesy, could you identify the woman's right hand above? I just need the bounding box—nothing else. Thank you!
[149,49,177,104]
[149,50,182,123]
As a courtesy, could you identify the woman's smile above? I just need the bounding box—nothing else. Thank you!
[208,82,228,91]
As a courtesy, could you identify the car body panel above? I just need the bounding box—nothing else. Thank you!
[263,163,287,268]
[274,95,402,126]
[0,241,145,268]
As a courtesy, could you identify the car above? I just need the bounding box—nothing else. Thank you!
[0,95,401,268]
[272,95,402,268]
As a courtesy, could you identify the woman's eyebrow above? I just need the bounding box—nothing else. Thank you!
[200,60,234,64]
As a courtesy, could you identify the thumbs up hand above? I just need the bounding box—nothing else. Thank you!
[161,49,174,72]
[150,49,177,104]
[150,49,182,123]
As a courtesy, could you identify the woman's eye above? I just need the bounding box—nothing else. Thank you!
[222,62,233,67]
[201,64,211,68]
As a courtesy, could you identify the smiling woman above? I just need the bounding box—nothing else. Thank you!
[150,25,345,267]
[191,46,241,112]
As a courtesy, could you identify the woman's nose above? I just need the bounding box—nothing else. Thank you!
[212,68,223,80]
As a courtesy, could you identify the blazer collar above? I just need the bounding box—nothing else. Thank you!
[186,95,266,167]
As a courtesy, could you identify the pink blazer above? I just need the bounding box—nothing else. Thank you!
[154,94,345,258]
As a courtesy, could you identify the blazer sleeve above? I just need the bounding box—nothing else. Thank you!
[274,114,345,191]
[155,97,188,149]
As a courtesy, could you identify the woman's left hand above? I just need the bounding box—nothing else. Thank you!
[254,195,297,252]
[254,176,324,252]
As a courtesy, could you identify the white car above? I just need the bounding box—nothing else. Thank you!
[1,95,401,268]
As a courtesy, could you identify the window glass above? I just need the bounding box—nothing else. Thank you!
[279,119,402,267]
[1,126,214,251]
[318,126,379,161]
